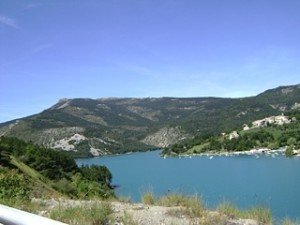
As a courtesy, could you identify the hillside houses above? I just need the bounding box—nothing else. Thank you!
[229,131,239,140]
[227,115,292,140]
[251,115,291,128]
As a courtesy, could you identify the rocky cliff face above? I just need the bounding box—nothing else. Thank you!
[142,127,190,148]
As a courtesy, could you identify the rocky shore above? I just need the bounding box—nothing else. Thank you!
[33,198,260,225]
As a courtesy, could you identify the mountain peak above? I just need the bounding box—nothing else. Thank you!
[1,84,300,157]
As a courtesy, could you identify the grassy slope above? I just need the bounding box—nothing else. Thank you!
[9,156,61,198]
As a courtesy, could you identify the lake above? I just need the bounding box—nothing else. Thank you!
[77,150,300,220]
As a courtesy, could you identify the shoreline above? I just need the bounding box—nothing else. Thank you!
[164,147,291,158]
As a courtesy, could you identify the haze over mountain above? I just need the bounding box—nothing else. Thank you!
[1,84,300,157]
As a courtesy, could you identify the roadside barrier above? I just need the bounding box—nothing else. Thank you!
[0,204,68,225]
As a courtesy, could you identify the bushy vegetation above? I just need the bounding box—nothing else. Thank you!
[217,202,272,224]
[120,211,139,225]
[204,129,276,152]
[50,201,140,225]
[141,192,205,218]
[0,168,29,201]
[282,218,300,225]
[50,202,113,225]
[141,191,156,205]
[0,136,114,200]
[140,192,279,224]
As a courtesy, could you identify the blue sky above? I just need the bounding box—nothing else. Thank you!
[0,0,299,123]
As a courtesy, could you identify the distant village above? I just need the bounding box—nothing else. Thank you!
[245,114,291,129]
[227,114,292,140]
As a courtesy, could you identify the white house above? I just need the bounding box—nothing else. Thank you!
[229,131,239,140]
[252,115,290,128]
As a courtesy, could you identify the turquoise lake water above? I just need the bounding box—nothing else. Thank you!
[77,150,300,220]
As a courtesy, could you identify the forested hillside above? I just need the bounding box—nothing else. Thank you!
[0,84,300,157]
[0,137,114,202]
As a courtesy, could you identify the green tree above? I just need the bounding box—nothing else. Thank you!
[80,165,112,187]
[285,146,294,157]
[287,137,297,146]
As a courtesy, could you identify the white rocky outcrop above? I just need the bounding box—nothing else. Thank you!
[291,102,300,110]
[142,127,189,148]
[53,133,87,151]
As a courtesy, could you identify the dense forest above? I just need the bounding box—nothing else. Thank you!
[0,136,114,201]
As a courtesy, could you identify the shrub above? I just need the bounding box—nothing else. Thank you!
[246,206,272,224]
[0,169,30,200]
[285,146,294,157]
[159,193,188,206]
[158,194,204,218]
[217,202,240,219]
[80,165,112,187]
[217,202,272,224]
[52,178,77,196]
[72,173,114,199]
[282,218,300,225]
[121,211,139,225]
[50,202,113,225]
[141,191,155,205]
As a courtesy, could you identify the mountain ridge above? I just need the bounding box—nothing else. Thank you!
[1,84,300,157]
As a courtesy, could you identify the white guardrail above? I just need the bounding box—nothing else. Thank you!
[0,204,68,225]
